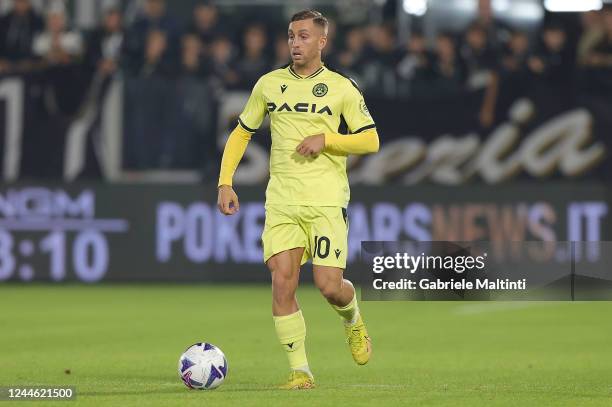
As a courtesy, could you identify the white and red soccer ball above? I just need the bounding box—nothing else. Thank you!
[178,343,228,390]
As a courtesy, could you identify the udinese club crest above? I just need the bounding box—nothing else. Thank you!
[312,83,328,97]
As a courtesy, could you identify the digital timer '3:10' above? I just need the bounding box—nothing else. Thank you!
[0,231,109,282]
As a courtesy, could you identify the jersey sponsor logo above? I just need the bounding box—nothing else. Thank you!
[280,84,288,93]
[266,102,332,115]
[312,83,328,97]
[334,249,341,259]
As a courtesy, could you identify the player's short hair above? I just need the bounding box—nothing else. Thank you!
[290,9,329,33]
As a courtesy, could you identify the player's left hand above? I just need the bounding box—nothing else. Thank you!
[296,134,325,157]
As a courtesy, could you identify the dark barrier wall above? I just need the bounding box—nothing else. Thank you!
[0,184,608,283]
[1,74,611,181]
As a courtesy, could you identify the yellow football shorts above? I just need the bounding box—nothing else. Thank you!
[262,205,349,268]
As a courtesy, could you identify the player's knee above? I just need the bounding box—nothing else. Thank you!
[318,281,342,301]
[271,271,293,286]
[271,270,297,299]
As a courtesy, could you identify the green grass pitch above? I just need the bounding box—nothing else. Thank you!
[1,284,611,406]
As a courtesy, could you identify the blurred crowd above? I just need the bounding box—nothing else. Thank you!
[2,0,612,94]
[1,0,612,172]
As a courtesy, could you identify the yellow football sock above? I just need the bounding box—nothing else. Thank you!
[273,310,310,374]
[332,294,360,325]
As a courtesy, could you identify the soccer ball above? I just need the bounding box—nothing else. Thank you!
[178,343,228,390]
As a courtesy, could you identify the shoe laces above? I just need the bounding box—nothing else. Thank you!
[347,326,364,350]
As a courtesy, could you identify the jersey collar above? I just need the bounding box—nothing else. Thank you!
[288,63,325,80]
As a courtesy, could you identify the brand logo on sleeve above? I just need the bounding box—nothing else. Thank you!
[360,100,371,118]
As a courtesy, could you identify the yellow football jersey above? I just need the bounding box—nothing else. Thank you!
[238,64,376,207]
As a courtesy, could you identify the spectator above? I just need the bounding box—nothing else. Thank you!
[272,32,289,68]
[175,33,217,172]
[528,23,573,84]
[84,7,124,78]
[461,22,498,90]
[461,23,501,127]
[136,0,178,36]
[123,29,179,170]
[140,29,177,77]
[32,2,83,65]
[61,7,125,182]
[580,5,612,94]
[577,10,604,65]
[189,1,223,52]
[582,6,612,69]
[322,19,339,67]
[361,24,401,97]
[0,0,44,73]
[471,0,511,49]
[431,32,465,97]
[337,26,366,77]
[181,34,207,77]
[235,24,270,90]
[501,30,530,75]
[209,35,239,89]
[396,30,433,98]
[497,29,530,112]
[122,0,179,76]
[28,2,88,119]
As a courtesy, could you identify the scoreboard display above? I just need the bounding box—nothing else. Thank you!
[0,188,128,282]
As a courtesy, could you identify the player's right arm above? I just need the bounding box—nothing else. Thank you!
[217,125,251,215]
[217,78,267,215]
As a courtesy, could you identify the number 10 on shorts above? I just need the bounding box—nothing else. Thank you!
[313,235,330,259]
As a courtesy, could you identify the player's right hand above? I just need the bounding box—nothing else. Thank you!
[217,185,240,215]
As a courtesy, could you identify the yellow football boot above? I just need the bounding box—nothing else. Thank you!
[345,315,372,365]
[278,370,315,390]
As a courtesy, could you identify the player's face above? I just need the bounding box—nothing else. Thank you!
[288,19,327,67]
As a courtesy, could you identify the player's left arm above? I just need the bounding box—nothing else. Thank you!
[296,79,379,157]
[324,127,379,155]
